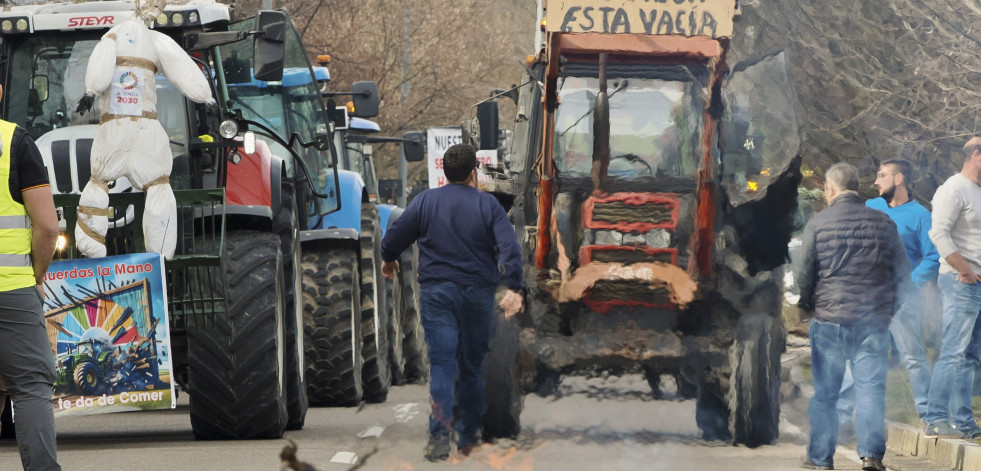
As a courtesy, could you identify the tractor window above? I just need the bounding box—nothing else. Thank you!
[552,76,703,180]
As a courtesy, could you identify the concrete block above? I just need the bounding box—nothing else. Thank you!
[886,422,919,456]
[935,437,965,470]
[919,435,938,461]
[962,444,981,471]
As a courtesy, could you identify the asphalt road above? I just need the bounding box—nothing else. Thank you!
[0,374,947,470]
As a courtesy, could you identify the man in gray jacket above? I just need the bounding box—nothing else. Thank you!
[796,163,909,471]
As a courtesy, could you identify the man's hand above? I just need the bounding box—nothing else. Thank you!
[381,260,399,280]
[499,289,524,318]
[75,92,95,116]
[35,283,45,303]
[957,271,981,284]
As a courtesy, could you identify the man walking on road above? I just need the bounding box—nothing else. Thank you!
[923,136,981,439]
[0,83,62,470]
[380,144,523,461]
[796,163,909,471]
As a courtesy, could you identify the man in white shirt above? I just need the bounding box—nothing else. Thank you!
[924,136,981,439]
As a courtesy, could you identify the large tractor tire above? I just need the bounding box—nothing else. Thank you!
[187,231,288,440]
[360,204,391,403]
[273,184,307,430]
[302,247,364,406]
[73,361,103,396]
[482,289,523,441]
[386,274,406,386]
[399,245,428,383]
[0,394,13,440]
[695,230,783,447]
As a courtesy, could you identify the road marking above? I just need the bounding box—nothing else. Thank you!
[331,451,358,464]
[393,402,421,423]
[357,425,386,438]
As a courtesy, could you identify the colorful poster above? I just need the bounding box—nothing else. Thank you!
[42,253,175,416]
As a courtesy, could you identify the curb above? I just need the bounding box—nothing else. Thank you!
[887,421,981,470]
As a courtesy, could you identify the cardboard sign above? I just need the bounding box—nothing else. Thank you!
[43,253,175,416]
[426,127,498,189]
[546,0,735,38]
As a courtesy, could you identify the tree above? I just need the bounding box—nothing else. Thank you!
[223,0,536,182]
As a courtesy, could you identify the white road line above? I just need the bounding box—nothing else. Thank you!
[331,451,358,465]
[393,402,421,423]
[357,425,386,438]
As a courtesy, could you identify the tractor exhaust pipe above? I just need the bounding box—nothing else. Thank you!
[591,53,611,196]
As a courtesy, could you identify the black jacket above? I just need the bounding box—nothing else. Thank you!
[795,192,910,327]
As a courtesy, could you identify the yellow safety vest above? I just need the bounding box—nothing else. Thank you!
[0,119,35,291]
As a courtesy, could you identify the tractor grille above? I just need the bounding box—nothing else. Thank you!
[591,200,674,227]
[588,279,673,306]
[591,248,674,265]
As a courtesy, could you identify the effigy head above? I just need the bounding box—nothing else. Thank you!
[135,0,168,27]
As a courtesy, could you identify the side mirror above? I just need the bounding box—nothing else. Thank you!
[31,75,49,102]
[254,10,286,82]
[350,81,379,118]
[476,100,499,150]
[402,131,425,162]
[314,123,331,151]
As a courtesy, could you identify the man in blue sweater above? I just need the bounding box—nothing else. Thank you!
[838,160,940,433]
[868,160,940,422]
[380,144,523,461]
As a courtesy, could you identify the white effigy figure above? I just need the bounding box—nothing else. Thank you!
[75,0,215,259]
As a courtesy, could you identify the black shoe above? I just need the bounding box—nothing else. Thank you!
[425,435,451,462]
[861,457,886,471]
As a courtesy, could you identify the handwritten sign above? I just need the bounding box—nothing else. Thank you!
[426,127,498,188]
[546,0,735,38]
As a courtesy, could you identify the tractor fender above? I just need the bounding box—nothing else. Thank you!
[315,170,365,233]
[299,227,361,254]
[377,204,402,239]
[226,138,284,214]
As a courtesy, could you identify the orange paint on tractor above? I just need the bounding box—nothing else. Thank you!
[581,192,681,232]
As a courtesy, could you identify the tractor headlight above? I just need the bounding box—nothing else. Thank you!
[188,11,199,24]
[171,12,184,26]
[55,234,67,251]
[15,18,27,31]
[156,13,168,26]
[1,20,13,33]
[218,119,238,139]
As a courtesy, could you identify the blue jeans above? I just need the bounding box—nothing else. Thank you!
[808,319,890,467]
[924,273,981,429]
[889,289,931,421]
[838,290,931,423]
[419,282,496,447]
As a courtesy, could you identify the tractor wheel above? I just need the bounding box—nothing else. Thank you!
[273,183,307,430]
[386,274,406,386]
[73,361,103,396]
[360,204,391,403]
[302,247,364,406]
[0,394,14,440]
[399,245,428,383]
[697,228,783,447]
[187,230,288,440]
[729,313,783,447]
[482,289,523,441]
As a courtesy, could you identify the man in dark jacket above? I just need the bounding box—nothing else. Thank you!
[796,163,909,471]
[380,144,523,461]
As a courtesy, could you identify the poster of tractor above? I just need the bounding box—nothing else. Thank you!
[42,252,174,416]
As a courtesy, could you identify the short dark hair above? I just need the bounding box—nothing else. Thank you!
[443,144,477,183]
[882,159,913,188]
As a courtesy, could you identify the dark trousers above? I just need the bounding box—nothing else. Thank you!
[0,286,60,470]
[419,282,496,447]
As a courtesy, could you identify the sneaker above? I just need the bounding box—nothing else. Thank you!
[424,435,451,462]
[861,457,886,471]
[956,424,981,439]
[800,452,834,470]
[924,421,964,439]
